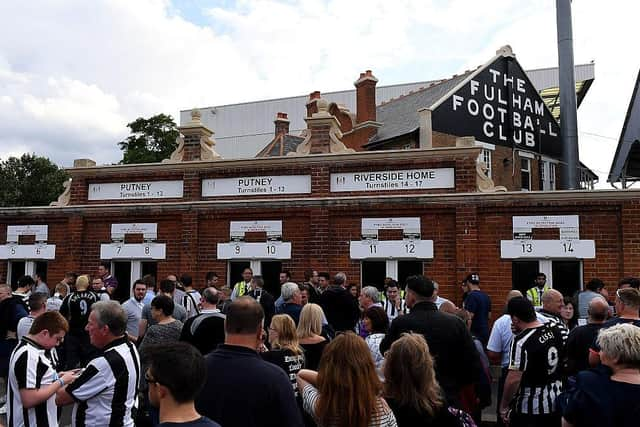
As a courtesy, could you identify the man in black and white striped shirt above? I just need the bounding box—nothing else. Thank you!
[500,297,564,427]
[7,311,76,427]
[383,282,406,321]
[56,301,140,427]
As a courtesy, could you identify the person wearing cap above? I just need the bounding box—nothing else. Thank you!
[379,275,480,409]
[461,273,491,347]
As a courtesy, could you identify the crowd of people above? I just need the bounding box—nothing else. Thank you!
[1,265,640,427]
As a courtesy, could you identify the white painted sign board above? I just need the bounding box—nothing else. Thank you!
[0,244,56,260]
[512,215,580,240]
[512,215,579,229]
[331,168,455,192]
[500,240,595,259]
[361,218,420,236]
[230,221,283,240]
[88,181,184,201]
[203,175,311,197]
[111,223,158,240]
[6,225,48,242]
[350,240,434,259]
[100,243,166,260]
[217,242,292,260]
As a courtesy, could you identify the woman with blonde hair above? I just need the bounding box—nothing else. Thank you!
[297,331,397,427]
[384,333,463,426]
[562,323,640,427]
[262,314,305,396]
[297,303,328,370]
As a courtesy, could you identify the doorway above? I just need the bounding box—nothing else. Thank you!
[7,260,48,289]
[511,259,582,297]
[112,260,158,303]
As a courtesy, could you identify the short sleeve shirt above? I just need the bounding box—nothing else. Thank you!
[486,313,513,367]
[66,337,141,427]
[463,290,491,342]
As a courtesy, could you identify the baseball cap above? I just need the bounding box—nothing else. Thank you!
[464,273,480,285]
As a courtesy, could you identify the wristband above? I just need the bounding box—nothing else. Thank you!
[58,378,65,387]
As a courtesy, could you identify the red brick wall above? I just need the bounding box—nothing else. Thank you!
[1,153,638,328]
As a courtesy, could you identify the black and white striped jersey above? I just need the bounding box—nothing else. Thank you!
[383,299,406,321]
[537,310,569,345]
[59,291,100,332]
[65,337,140,427]
[508,323,564,415]
[7,337,59,427]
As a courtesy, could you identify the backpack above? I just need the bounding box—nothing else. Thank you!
[183,291,201,317]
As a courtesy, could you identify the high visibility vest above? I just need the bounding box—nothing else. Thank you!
[379,289,405,302]
[526,285,550,307]
[233,281,249,299]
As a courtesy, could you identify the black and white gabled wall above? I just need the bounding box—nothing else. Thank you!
[431,52,562,159]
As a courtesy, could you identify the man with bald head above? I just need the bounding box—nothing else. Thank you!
[538,289,569,345]
[566,297,609,376]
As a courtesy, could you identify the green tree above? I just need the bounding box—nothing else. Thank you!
[0,154,69,207]
[118,114,179,164]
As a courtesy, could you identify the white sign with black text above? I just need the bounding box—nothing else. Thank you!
[0,244,56,260]
[217,242,292,260]
[202,175,311,197]
[230,221,283,240]
[350,240,434,259]
[6,225,48,243]
[100,243,166,260]
[111,223,158,240]
[88,181,184,201]
[512,215,580,240]
[331,168,454,192]
[361,218,421,239]
[500,239,595,259]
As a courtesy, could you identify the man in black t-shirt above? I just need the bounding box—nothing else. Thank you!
[500,297,564,427]
[59,274,99,369]
[566,297,608,376]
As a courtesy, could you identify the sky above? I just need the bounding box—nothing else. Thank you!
[0,0,638,187]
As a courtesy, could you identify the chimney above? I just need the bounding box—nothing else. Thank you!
[306,91,321,117]
[354,70,378,123]
[171,109,221,162]
[274,112,290,136]
[291,96,355,156]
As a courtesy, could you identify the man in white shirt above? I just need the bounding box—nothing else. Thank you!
[433,281,451,309]
[122,279,147,343]
[181,274,202,319]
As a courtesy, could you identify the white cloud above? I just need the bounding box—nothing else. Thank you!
[0,0,637,184]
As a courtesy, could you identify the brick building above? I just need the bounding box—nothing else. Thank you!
[0,46,634,317]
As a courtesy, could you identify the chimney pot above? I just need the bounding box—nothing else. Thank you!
[310,91,321,100]
[274,112,290,136]
[354,69,378,124]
